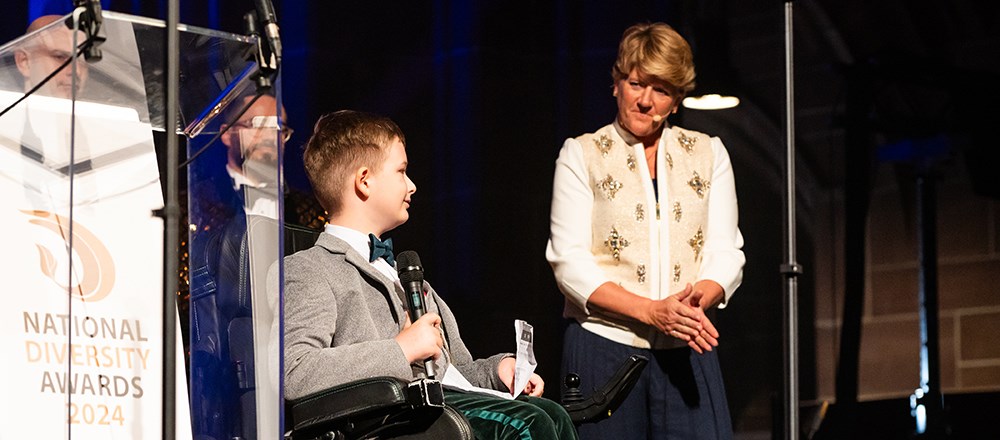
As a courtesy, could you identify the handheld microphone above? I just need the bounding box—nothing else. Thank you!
[396,251,436,379]
[253,0,282,69]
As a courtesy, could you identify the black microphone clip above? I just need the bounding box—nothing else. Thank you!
[243,11,272,92]
[252,0,282,72]
[66,0,106,62]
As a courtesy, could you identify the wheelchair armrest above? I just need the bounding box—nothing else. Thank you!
[563,354,649,425]
[286,377,446,440]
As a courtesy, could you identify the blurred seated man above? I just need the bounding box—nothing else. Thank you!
[188,93,286,440]
[188,92,322,440]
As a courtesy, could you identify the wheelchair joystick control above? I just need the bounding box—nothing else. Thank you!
[563,373,584,405]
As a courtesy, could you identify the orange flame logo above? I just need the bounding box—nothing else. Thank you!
[21,210,116,302]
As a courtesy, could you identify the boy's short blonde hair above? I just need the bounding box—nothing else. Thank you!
[303,110,406,215]
[612,22,696,95]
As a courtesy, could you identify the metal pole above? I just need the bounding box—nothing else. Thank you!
[914,169,944,437]
[782,2,802,440]
[162,0,180,439]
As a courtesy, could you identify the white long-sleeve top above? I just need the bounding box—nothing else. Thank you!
[546,123,745,348]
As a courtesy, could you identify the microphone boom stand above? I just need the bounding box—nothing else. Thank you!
[162,0,180,439]
[781,2,803,440]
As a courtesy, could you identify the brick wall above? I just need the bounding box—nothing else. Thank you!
[814,158,1000,402]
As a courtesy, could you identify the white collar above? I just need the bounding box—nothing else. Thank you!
[324,224,372,259]
[227,164,266,190]
[324,224,399,281]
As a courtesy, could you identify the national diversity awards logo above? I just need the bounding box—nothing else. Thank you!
[17,210,152,429]
[22,209,116,301]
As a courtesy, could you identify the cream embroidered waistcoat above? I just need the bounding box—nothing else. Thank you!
[576,123,714,349]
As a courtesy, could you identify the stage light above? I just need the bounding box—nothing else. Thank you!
[682,94,740,110]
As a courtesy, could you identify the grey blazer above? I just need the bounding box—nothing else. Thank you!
[283,233,509,400]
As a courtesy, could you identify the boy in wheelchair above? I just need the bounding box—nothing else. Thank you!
[284,110,576,439]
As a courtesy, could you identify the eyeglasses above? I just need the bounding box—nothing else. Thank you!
[232,120,294,143]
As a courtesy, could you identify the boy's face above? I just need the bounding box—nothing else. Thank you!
[368,137,416,232]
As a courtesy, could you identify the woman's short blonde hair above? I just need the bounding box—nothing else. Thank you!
[612,22,696,95]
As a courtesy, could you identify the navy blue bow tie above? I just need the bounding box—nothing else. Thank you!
[369,234,395,266]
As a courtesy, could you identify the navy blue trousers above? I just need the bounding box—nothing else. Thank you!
[562,322,733,440]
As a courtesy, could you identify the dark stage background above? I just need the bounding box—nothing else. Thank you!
[9,0,999,437]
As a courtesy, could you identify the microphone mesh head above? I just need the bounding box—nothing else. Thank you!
[396,250,423,284]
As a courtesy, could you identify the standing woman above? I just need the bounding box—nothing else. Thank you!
[546,22,745,439]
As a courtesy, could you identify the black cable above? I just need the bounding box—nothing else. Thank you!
[177,90,264,169]
[0,37,95,119]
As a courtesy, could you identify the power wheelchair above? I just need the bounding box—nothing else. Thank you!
[284,354,648,440]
